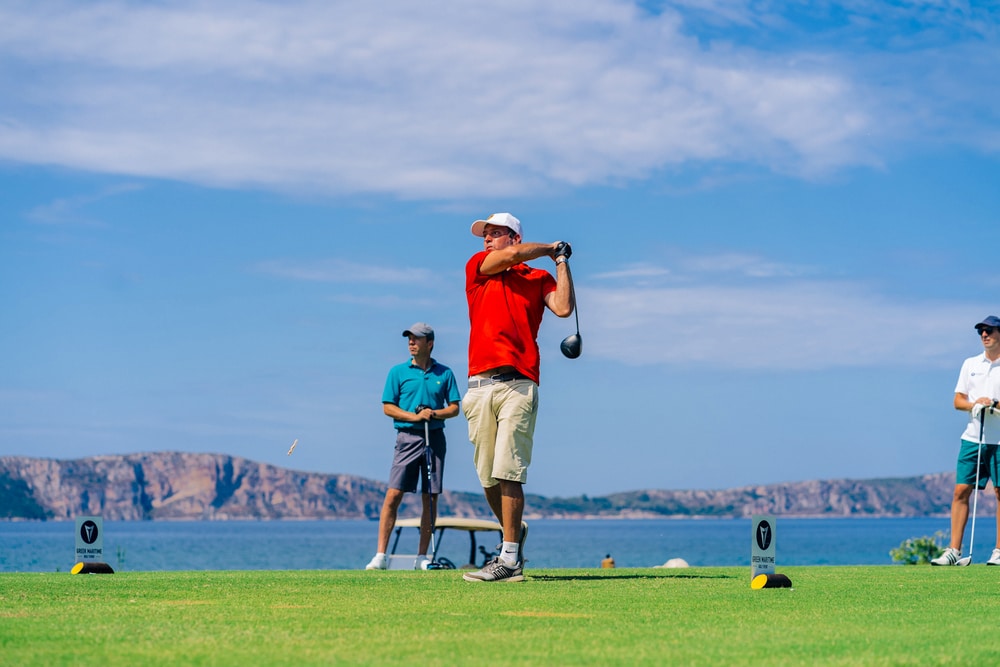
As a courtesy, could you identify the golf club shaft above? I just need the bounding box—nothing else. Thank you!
[424,419,435,559]
[970,409,987,559]
[569,260,579,335]
[560,254,579,334]
[424,420,432,475]
[558,257,583,359]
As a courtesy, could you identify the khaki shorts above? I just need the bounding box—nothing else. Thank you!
[463,378,538,486]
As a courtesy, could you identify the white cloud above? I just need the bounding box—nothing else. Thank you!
[254,258,435,285]
[594,263,673,281]
[0,1,993,198]
[27,183,144,226]
[582,256,977,369]
[0,0,900,198]
[675,253,809,279]
[326,294,436,309]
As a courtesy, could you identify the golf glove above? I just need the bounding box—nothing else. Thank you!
[554,241,572,260]
[972,403,987,420]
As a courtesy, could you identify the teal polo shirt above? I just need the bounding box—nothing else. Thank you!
[382,358,461,431]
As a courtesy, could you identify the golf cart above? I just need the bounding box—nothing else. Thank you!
[388,517,524,570]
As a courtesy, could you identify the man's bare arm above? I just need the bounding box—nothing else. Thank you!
[544,260,575,318]
[479,242,557,275]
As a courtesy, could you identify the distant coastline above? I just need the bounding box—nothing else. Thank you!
[0,451,977,521]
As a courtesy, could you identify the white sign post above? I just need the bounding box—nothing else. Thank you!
[75,516,104,564]
[751,514,776,580]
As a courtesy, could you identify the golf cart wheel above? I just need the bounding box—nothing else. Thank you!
[435,557,456,570]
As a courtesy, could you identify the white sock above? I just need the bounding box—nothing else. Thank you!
[500,541,519,565]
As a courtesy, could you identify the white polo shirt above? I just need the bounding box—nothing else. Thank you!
[955,352,1000,444]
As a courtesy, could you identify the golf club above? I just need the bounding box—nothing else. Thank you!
[556,242,582,359]
[956,407,988,566]
[560,305,581,359]
[415,405,436,566]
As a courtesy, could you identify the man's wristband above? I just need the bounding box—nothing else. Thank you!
[555,257,567,265]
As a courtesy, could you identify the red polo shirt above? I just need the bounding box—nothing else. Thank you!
[465,251,557,384]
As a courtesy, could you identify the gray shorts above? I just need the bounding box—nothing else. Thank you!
[388,428,446,494]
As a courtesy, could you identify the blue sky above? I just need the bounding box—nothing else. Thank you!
[1,1,998,498]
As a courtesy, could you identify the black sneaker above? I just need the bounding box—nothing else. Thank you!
[462,558,524,583]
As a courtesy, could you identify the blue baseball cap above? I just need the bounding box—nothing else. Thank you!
[975,316,1000,330]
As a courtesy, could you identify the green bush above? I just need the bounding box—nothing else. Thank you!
[890,531,947,565]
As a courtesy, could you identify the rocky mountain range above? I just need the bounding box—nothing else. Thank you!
[0,451,972,521]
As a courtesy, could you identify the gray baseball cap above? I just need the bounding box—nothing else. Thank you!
[402,322,434,340]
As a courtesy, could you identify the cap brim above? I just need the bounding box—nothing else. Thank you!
[471,220,488,237]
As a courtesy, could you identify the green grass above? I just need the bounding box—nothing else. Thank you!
[1,566,997,665]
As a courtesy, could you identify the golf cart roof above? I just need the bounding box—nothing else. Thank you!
[394,517,501,532]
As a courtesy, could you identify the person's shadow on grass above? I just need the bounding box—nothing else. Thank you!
[529,571,737,582]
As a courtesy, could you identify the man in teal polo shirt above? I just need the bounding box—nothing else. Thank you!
[365,323,461,570]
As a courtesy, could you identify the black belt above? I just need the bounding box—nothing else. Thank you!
[468,372,528,389]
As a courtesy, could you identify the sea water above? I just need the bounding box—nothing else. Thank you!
[0,517,970,573]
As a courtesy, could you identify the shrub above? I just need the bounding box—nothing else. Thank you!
[890,531,947,565]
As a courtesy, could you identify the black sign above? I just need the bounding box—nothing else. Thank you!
[755,520,772,550]
[80,520,100,545]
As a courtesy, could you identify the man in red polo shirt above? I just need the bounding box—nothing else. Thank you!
[462,212,575,583]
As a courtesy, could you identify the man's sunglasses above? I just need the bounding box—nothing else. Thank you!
[979,327,998,336]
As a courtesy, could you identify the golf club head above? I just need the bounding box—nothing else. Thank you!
[560,333,582,359]
[956,556,972,566]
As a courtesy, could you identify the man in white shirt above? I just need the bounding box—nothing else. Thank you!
[932,316,1000,566]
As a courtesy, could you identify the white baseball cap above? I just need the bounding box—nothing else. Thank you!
[471,212,522,238]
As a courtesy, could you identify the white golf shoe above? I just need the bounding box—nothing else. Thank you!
[414,556,432,570]
[365,554,388,570]
[987,549,1000,566]
[930,547,961,566]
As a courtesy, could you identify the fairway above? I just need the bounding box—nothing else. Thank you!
[2,566,999,665]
